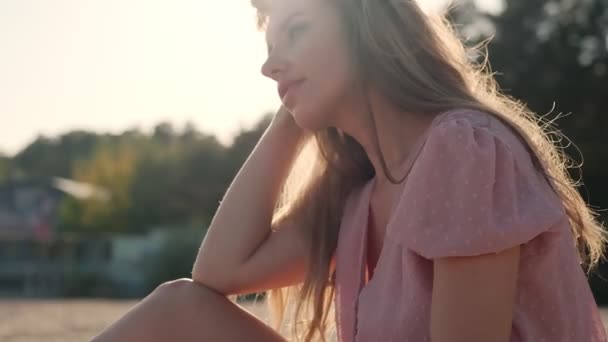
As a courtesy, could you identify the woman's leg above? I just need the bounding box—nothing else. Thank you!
[91,278,286,342]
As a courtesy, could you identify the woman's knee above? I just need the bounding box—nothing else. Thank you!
[156,278,199,293]
[152,278,227,310]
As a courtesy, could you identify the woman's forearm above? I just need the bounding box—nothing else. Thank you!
[192,108,306,287]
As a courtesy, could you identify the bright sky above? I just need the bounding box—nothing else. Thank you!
[0,0,500,156]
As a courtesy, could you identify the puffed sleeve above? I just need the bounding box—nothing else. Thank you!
[387,115,567,259]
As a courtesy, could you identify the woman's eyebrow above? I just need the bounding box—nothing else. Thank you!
[267,11,305,53]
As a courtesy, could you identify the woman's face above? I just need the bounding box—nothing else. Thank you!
[261,0,357,130]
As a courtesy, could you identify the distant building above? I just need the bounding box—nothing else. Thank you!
[0,227,170,298]
[0,177,109,241]
[0,178,193,298]
[0,178,110,297]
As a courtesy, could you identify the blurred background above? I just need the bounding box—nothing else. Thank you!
[0,0,607,340]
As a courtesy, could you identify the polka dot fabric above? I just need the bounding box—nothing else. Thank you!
[389,110,566,259]
[333,109,607,342]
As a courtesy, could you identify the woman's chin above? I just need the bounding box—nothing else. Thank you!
[291,107,328,131]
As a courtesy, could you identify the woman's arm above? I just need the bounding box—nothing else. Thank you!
[430,245,520,342]
[192,107,310,295]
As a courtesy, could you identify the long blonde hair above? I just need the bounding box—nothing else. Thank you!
[251,0,607,340]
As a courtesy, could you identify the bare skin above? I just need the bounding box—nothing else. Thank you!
[91,279,287,342]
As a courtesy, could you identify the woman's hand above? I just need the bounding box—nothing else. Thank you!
[271,105,311,143]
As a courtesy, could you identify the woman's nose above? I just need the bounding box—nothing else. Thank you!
[260,52,286,81]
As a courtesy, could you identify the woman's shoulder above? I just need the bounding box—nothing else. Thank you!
[386,107,567,259]
[434,107,519,139]
[430,107,539,167]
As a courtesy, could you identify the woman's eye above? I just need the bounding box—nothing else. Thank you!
[287,23,307,42]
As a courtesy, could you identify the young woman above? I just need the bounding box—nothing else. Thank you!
[93,0,607,341]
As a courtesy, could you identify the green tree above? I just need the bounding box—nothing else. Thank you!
[59,144,137,233]
[13,131,101,179]
[0,154,11,184]
[225,113,273,179]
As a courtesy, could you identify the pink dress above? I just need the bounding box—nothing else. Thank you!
[334,109,607,341]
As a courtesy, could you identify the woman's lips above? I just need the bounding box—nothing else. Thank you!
[278,79,305,100]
